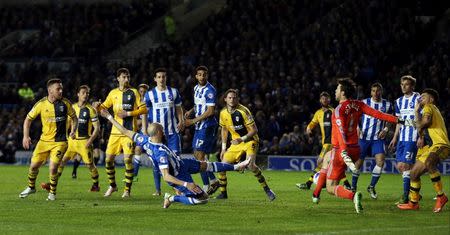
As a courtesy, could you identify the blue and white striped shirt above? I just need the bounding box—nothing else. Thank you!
[359,98,393,141]
[144,86,182,135]
[193,82,217,130]
[395,92,420,142]
[133,132,182,177]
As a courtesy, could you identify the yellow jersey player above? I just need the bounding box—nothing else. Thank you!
[19,78,77,201]
[398,88,450,212]
[215,89,275,201]
[94,68,147,198]
[296,92,351,190]
[129,83,149,183]
[41,85,100,192]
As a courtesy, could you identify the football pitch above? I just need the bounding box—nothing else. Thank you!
[1,165,449,234]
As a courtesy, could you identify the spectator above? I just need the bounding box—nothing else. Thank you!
[18,83,35,102]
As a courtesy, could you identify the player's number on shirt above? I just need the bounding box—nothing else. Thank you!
[196,139,204,148]
[405,151,414,161]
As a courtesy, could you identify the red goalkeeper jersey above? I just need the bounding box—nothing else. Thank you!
[332,99,398,151]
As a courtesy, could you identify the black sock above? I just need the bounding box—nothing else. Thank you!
[73,159,80,175]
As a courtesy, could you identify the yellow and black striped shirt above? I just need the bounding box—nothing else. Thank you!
[101,87,145,136]
[422,104,450,147]
[219,104,259,143]
[307,107,333,145]
[72,103,98,139]
[27,97,76,142]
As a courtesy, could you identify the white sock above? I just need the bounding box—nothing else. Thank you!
[372,165,382,175]
[402,170,410,178]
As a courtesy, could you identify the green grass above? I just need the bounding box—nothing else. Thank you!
[1,165,449,234]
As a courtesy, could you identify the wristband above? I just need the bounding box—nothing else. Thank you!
[241,135,248,141]
[222,143,227,150]
[183,182,188,187]
[106,114,113,120]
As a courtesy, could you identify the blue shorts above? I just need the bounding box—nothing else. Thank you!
[167,133,181,154]
[359,139,386,160]
[192,126,217,153]
[396,141,417,164]
[170,159,203,197]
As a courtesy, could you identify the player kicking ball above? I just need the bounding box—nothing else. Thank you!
[99,108,249,208]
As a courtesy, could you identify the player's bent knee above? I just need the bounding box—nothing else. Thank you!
[397,163,405,172]
[409,170,420,181]
[248,163,259,171]
[376,160,385,167]
[425,157,439,172]
[326,185,335,195]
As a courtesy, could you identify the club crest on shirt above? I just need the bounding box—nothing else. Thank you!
[145,147,153,156]
[159,156,167,164]
[409,102,415,108]
[207,93,214,99]
[59,105,64,112]
[235,116,240,122]
[168,94,173,101]
[380,107,385,112]
[137,136,144,143]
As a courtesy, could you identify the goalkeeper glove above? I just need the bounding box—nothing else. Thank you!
[341,150,356,172]
[398,118,416,127]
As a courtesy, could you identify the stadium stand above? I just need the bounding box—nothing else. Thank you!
[0,0,448,161]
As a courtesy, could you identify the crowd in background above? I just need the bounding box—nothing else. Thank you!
[1,0,449,162]
[0,0,167,58]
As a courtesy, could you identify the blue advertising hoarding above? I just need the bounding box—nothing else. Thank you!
[268,155,450,175]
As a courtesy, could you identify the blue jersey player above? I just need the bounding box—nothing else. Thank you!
[141,68,185,195]
[352,83,393,198]
[99,108,249,208]
[185,66,219,194]
[388,75,420,204]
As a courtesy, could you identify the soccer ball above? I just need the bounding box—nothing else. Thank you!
[313,172,320,185]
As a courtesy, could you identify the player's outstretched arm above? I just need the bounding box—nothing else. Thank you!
[220,126,229,161]
[140,114,148,135]
[117,106,148,118]
[361,103,398,123]
[100,109,136,139]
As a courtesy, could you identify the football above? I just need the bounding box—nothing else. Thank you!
[313,172,320,185]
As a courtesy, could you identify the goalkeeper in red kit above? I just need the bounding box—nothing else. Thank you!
[312,78,404,213]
